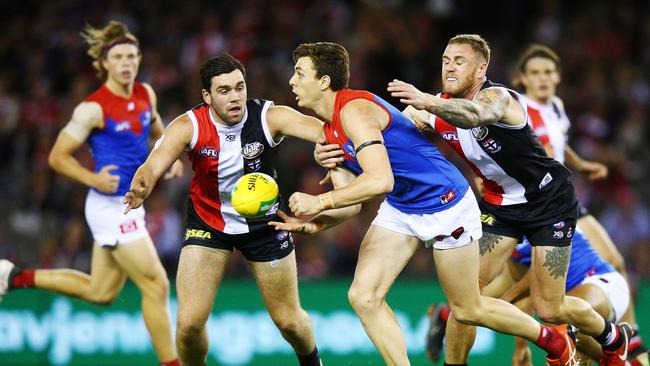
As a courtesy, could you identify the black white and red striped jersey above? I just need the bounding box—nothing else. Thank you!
[523,95,571,164]
[185,99,284,234]
[428,80,571,206]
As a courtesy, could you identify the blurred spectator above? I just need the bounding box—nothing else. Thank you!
[600,189,650,275]
[145,191,183,277]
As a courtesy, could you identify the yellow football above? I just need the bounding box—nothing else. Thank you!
[231,173,279,218]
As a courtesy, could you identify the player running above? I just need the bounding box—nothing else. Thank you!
[0,21,181,366]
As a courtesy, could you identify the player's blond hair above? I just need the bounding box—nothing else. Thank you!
[81,21,139,79]
[448,34,491,64]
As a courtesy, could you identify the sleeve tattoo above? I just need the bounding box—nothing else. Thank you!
[428,88,507,128]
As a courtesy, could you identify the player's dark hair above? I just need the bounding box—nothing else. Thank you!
[200,53,247,90]
[293,42,350,91]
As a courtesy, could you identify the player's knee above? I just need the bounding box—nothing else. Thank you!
[176,318,203,343]
[140,271,170,301]
[348,287,383,314]
[87,291,118,306]
[274,316,302,337]
[449,303,481,325]
[152,275,170,299]
[535,303,563,324]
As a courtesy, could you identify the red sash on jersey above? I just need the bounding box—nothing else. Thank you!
[186,105,226,230]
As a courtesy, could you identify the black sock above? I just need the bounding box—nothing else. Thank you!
[595,322,624,351]
[297,346,320,366]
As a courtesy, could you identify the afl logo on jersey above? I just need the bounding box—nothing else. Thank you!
[199,146,219,159]
[471,126,489,141]
[440,131,459,142]
[242,142,264,159]
[343,143,356,158]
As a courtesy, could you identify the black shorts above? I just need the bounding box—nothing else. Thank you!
[479,182,579,247]
[183,203,294,262]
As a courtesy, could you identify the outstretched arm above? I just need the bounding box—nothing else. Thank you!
[288,99,394,216]
[124,114,193,212]
[269,167,361,234]
[143,82,184,179]
[266,105,324,143]
[388,79,523,128]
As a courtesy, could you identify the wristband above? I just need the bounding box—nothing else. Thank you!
[319,191,334,210]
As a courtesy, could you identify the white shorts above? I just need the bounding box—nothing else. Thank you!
[85,189,149,247]
[581,271,630,323]
[372,189,483,250]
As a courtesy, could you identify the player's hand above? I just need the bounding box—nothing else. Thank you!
[580,160,608,181]
[163,159,184,180]
[268,210,322,234]
[403,106,433,132]
[319,171,332,186]
[123,169,153,213]
[289,192,322,216]
[315,136,344,168]
[387,79,435,110]
[93,164,120,193]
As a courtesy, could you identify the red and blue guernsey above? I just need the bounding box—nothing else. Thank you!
[512,230,615,292]
[323,89,469,214]
[85,82,152,196]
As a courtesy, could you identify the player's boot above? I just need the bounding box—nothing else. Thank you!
[545,324,579,366]
[0,259,15,300]
[599,322,634,366]
[425,303,449,363]
[628,328,649,366]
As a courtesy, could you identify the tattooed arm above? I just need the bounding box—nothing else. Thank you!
[425,88,509,128]
[388,80,525,128]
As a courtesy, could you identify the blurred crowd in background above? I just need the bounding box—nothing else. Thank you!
[0,0,648,285]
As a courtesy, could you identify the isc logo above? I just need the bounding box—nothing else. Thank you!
[185,229,212,240]
[440,132,459,142]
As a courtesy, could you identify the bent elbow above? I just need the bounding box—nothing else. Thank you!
[362,173,394,197]
[378,175,394,195]
[48,151,61,172]
[477,110,503,126]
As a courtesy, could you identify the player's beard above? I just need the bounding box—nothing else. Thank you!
[442,73,475,98]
